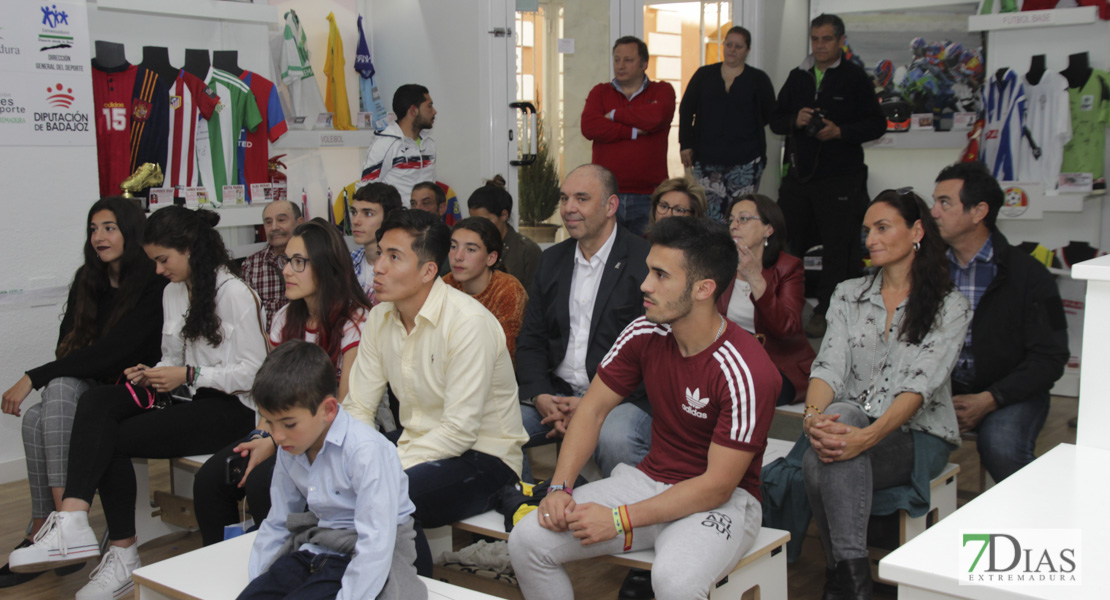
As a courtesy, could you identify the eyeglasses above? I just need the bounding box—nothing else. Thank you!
[277,255,310,272]
[657,202,692,216]
[728,215,764,226]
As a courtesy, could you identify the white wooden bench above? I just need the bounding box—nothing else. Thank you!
[131,530,502,600]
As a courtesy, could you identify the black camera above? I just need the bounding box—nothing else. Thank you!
[225,454,249,485]
[805,109,826,137]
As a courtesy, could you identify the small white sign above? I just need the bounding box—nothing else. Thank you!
[910,113,934,131]
[222,184,246,205]
[250,183,273,204]
[149,187,174,206]
[184,186,207,207]
[557,38,575,54]
[953,112,976,130]
[315,113,334,130]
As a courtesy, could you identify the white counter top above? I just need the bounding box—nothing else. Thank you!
[879,444,1109,599]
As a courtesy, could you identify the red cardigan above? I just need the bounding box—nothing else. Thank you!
[580,79,676,194]
[716,253,816,404]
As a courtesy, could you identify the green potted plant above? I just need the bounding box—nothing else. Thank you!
[517,113,561,243]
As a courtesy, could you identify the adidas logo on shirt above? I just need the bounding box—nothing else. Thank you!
[683,387,709,419]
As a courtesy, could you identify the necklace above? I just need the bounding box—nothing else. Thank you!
[714,315,726,342]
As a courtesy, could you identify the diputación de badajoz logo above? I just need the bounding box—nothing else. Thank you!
[960,530,1080,586]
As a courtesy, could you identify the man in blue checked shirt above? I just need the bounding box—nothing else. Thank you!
[929,162,1068,484]
[242,341,425,600]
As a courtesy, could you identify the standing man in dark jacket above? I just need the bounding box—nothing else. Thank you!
[769,13,886,338]
[931,162,1068,483]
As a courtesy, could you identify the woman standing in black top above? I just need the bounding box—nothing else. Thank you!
[0,197,165,588]
[679,26,776,223]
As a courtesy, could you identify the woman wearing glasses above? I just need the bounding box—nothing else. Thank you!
[679,26,776,222]
[718,194,815,405]
[193,218,372,546]
[7,206,268,597]
[802,190,969,598]
[647,175,708,229]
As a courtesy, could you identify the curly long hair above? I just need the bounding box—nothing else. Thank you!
[279,219,372,366]
[867,189,952,345]
[143,206,236,347]
[57,197,156,358]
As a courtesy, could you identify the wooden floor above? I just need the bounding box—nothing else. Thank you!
[0,395,1078,599]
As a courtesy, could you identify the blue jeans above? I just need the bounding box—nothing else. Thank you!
[237,550,350,600]
[616,193,652,237]
[974,396,1050,483]
[519,401,652,482]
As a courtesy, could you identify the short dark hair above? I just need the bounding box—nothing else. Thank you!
[613,36,649,63]
[412,181,446,207]
[467,181,513,218]
[452,217,504,271]
[392,84,429,118]
[727,194,788,269]
[647,217,737,301]
[811,13,846,39]
[252,340,337,415]
[935,162,1003,229]
[726,26,751,48]
[377,208,450,274]
[352,182,403,216]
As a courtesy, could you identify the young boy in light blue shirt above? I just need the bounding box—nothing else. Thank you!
[240,341,425,600]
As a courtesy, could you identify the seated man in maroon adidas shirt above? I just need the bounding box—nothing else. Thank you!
[508,217,779,600]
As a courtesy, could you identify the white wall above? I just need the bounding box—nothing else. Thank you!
[0,145,95,483]
[754,0,810,200]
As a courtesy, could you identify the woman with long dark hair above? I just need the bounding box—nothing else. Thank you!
[0,198,165,588]
[193,218,372,546]
[801,190,970,598]
[717,194,815,405]
[443,217,527,362]
[7,206,267,598]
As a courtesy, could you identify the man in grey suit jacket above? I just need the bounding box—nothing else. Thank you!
[515,164,652,481]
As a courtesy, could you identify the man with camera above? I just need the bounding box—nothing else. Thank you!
[770,13,886,338]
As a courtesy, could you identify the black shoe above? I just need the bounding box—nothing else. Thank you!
[0,540,43,588]
[821,566,846,600]
[835,557,873,600]
[617,568,653,599]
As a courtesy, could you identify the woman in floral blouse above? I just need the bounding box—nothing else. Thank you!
[801,189,970,599]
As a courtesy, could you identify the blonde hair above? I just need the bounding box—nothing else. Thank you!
[649,176,708,225]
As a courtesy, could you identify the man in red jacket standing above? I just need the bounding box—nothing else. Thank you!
[581,36,676,236]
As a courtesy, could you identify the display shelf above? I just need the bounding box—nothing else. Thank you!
[272,130,378,149]
[94,0,279,24]
[968,6,1097,32]
[864,129,967,150]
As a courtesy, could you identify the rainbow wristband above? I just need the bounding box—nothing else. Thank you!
[617,505,633,551]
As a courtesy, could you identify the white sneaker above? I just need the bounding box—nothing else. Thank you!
[75,545,141,600]
[8,511,100,573]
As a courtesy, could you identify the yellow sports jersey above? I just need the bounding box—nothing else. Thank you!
[324,13,355,130]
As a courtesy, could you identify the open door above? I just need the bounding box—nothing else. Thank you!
[364,0,517,217]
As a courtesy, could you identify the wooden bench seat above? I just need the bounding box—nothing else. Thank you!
[131,530,502,600]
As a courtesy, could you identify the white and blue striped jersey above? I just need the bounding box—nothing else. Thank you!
[981,69,1026,182]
